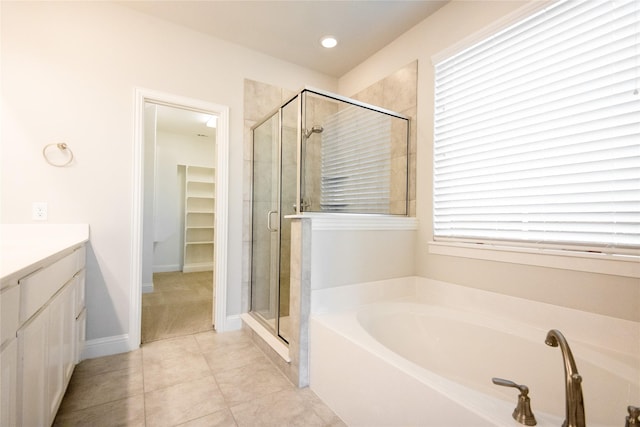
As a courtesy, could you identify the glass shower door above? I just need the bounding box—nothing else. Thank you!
[250,96,299,344]
[251,113,280,328]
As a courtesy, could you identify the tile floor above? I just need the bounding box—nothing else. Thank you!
[54,330,346,427]
[142,271,214,343]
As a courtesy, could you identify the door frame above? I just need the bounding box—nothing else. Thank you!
[249,110,282,335]
[130,87,230,349]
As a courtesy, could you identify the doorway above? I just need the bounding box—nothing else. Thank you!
[141,104,216,342]
[130,88,230,351]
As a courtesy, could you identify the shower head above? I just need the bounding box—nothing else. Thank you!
[304,125,324,139]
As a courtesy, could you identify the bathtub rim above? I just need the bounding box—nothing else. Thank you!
[311,276,640,357]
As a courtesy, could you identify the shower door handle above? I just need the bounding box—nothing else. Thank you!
[267,210,278,232]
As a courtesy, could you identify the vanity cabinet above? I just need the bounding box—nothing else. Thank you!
[17,303,49,427]
[74,270,86,364]
[183,165,215,272]
[0,338,18,426]
[1,238,86,427]
[45,279,76,421]
[1,279,20,426]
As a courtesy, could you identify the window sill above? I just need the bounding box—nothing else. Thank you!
[428,241,640,278]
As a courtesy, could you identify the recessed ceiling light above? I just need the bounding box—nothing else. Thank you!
[320,36,338,49]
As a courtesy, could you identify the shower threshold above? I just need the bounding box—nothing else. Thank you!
[241,313,291,362]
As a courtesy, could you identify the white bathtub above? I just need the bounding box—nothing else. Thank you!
[309,277,640,427]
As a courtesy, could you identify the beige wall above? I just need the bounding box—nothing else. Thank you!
[1,1,336,347]
[338,1,640,322]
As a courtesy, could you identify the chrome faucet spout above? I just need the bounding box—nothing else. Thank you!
[545,329,585,427]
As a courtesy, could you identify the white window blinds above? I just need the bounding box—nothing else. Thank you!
[321,105,392,213]
[433,0,640,252]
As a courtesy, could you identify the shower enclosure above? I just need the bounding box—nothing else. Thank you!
[250,88,409,344]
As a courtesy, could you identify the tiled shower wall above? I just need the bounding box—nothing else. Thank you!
[302,95,338,212]
[242,82,296,313]
[350,61,418,216]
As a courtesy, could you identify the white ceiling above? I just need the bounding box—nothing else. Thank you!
[118,0,449,77]
[155,104,217,140]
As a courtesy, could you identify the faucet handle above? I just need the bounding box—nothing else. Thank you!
[492,377,530,395]
[627,406,640,427]
[492,377,537,426]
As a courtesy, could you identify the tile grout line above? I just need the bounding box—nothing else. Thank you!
[198,332,242,426]
[55,328,343,427]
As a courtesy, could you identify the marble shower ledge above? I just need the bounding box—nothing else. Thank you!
[0,223,90,286]
[285,213,418,231]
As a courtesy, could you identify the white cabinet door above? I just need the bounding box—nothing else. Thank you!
[1,285,20,348]
[61,282,76,390]
[47,282,75,421]
[18,306,49,427]
[75,308,86,364]
[47,290,64,421]
[0,338,18,427]
[74,270,85,318]
[73,271,86,364]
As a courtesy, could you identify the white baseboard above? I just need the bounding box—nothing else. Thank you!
[153,264,181,273]
[142,282,154,293]
[82,334,132,360]
[224,314,242,331]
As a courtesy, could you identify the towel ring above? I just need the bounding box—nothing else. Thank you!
[43,142,74,167]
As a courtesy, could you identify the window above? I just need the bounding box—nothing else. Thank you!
[433,0,640,254]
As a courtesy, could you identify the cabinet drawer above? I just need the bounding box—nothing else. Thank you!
[0,285,20,346]
[19,249,81,323]
[76,245,86,269]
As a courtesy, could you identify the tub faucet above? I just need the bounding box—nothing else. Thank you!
[626,406,640,427]
[492,377,537,425]
[545,329,585,427]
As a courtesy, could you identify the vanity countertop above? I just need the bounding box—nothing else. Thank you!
[0,224,89,288]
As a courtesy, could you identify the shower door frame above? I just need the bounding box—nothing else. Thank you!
[250,108,282,339]
[249,94,302,344]
[249,87,411,344]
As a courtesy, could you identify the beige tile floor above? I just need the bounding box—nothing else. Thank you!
[54,330,346,427]
[142,271,214,343]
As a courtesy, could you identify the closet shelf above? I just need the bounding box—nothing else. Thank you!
[183,165,215,273]
[187,195,214,200]
[187,209,215,215]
